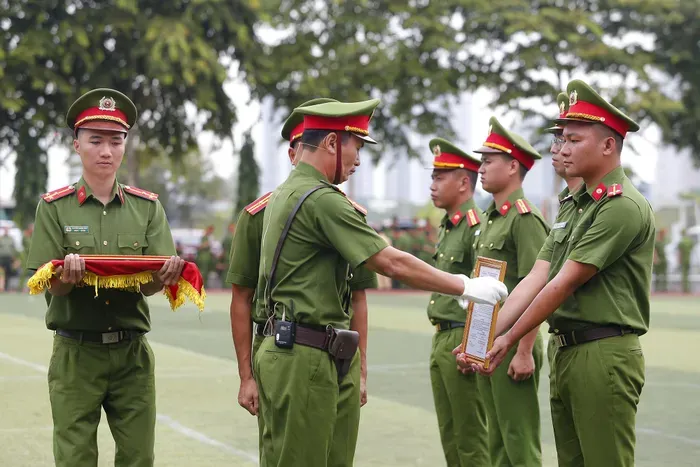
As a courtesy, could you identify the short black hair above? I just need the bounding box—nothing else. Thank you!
[74,128,126,140]
[458,169,478,190]
[301,129,352,148]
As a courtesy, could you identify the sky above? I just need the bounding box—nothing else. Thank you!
[0,76,661,204]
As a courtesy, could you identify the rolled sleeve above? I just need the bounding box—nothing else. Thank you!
[226,210,262,288]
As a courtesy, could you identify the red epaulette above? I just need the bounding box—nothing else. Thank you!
[466,208,481,227]
[41,185,76,203]
[515,199,531,215]
[123,185,159,201]
[607,183,623,198]
[348,198,368,216]
[245,192,272,215]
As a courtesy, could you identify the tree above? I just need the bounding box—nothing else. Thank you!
[234,130,260,216]
[1,0,262,226]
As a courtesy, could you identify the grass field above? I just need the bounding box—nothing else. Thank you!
[1,291,699,466]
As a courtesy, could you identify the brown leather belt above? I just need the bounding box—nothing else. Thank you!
[553,326,636,348]
[56,329,145,344]
[434,321,465,332]
[294,325,332,352]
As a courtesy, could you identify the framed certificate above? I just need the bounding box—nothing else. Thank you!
[459,256,507,369]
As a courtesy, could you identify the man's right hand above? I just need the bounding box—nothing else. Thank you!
[238,377,259,416]
[54,253,86,285]
[455,275,508,307]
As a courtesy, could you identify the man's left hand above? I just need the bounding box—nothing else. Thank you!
[360,374,368,407]
[507,349,535,382]
[154,256,185,286]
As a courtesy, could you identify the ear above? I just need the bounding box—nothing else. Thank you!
[73,138,80,152]
[287,147,296,165]
[322,132,338,153]
[602,135,616,156]
[509,158,520,177]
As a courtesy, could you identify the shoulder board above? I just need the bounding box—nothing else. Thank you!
[244,192,272,215]
[607,183,623,198]
[41,185,76,203]
[348,198,368,216]
[466,208,481,227]
[515,199,531,215]
[123,185,159,201]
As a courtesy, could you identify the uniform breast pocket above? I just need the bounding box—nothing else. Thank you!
[443,248,466,273]
[63,234,96,254]
[551,228,570,255]
[485,234,507,253]
[569,223,591,247]
[117,233,148,255]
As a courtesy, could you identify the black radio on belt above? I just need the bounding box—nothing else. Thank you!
[274,302,296,349]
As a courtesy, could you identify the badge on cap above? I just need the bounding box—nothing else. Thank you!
[433,145,441,157]
[488,125,493,135]
[559,101,566,113]
[569,90,578,106]
[99,96,117,112]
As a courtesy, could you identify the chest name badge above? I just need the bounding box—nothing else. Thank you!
[64,226,89,233]
[552,222,568,230]
[474,229,481,237]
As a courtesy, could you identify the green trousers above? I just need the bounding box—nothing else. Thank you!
[681,265,690,294]
[429,327,488,466]
[477,332,543,467]
[548,333,645,467]
[252,333,266,459]
[255,337,360,467]
[48,333,156,467]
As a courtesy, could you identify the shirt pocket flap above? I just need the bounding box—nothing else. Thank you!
[63,234,95,250]
[117,233,149,250]
[446,249,465,263]
[552,228,569,244]
[486,233,507,251]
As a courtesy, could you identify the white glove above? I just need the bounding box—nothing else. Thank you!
[454,274,508,307]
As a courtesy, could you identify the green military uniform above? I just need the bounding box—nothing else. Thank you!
[220,225,234,283]
[196,239,214,288]
[678,233,694,294]
[653,232,668,292]
[227,98,378,466]
[539,79,653,466]
[25,87,175,467]
[425,138,489,466]
[473,117,549,466]
[254,99,387,467]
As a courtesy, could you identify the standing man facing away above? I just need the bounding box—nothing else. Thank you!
[471,116,550,466]
[426,138,489,466]
[255,98,508,467]
[25,88,184,467]
[464,79,653,467]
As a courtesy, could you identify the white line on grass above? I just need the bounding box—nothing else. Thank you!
[0,350,258,464]
[368,362,426,372]
[638,427,700,447]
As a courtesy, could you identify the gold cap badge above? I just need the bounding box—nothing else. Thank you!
[432,144,441,157]
[569,90,578,106]
[98,96,117,112]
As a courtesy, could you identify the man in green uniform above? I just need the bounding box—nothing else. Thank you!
[255,98,508,467]
[196,236,215,288]
[677,229,694,294]
[227,98,378,466]
[425,138,489,465]
[464,79,654,467]
[653,229,668,292]
[219,222,235,284]
[466,116,549,466]
[25,88,184,467]
[0,227,18,291]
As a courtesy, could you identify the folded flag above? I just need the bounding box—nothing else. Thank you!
[27,255,205,312]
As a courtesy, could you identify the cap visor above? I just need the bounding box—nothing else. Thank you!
[76,121,128,134]
[473,145,505,155]
[354,133,378,144]
[553,117,597,126]
[544,125,564,134]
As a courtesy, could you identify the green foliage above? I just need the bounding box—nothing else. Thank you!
[234,130,260,216]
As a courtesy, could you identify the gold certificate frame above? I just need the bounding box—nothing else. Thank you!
[459,256,507,369]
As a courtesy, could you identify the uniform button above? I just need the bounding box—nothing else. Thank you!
[439,253,444,258]
[488,220,493,224]
[75,241,80,246]
[133,242,139,247]
[489,243,493,248]
[446,229,450,233]
[480,244,484,248]
[108,326,112,330]
[450,256,454,260]
[472,243,476,248]
[430,300,435,305]
[103,240,108,246]
[103,210,107,216]
[105,300,110,305]
[578,208,583,213]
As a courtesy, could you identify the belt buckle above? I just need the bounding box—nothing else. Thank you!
[435,324,440,332]
[102,332,120,344]
[555,334,568,347]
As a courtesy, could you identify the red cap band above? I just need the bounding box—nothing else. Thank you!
[75,107,129,130]
[566,100,629,137]
[302,114,371,135]
[433,152,480,172]
[483,133,534,170]
[290,122,304,144]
